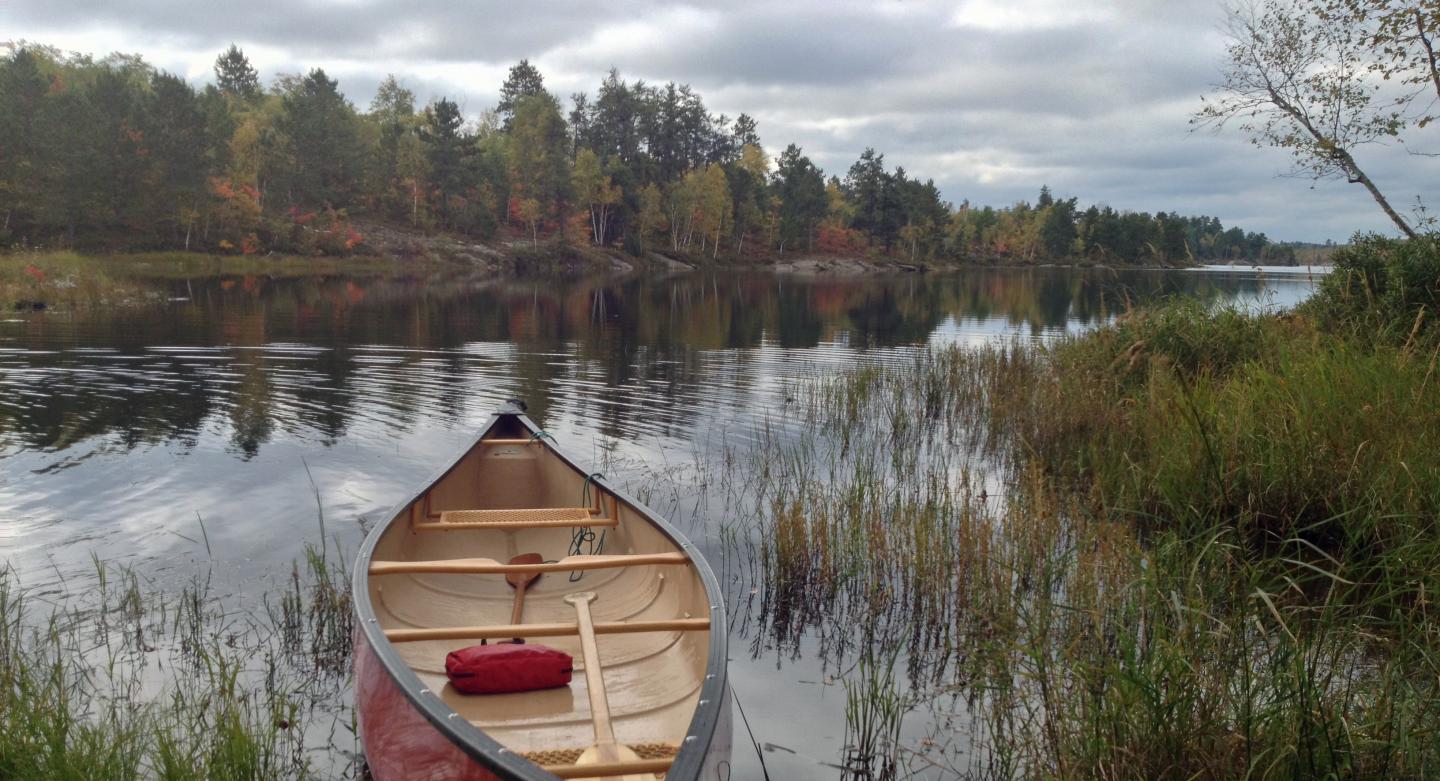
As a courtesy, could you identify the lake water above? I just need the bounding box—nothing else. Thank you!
[0,264,1321,778]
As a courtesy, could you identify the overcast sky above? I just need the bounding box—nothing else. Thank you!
[3,0,1432,242]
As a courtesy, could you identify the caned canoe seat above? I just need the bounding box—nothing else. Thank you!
[368,552,692,576]
[414,506,617,531]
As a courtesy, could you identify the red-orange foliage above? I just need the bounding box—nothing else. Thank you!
[506,195,526,224]
[815,222,866,255]
[563,210,591,244]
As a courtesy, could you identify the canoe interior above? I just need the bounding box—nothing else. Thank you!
[367,415,712,773]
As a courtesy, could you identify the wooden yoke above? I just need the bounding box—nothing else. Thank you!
[562,592,649,781]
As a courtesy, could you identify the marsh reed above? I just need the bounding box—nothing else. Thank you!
[0,545,356,779]
[723,285,1440,777]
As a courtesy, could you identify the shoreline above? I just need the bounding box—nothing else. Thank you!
[2,239,1310,312]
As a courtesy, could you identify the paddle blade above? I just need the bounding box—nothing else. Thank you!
[573,744,649,781]
[506,552,544,588]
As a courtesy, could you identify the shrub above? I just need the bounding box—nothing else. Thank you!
[1304,234,1440,346]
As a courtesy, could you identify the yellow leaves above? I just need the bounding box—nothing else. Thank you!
[738,143,769,180]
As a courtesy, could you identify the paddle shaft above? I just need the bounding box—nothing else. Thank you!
[505,553,543,644]
[509,586,528,625]
[565,592,618,752]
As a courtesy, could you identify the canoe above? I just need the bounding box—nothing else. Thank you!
[353,401,731,780]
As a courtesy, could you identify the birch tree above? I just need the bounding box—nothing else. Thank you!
[1196,0,1431,237]
[572,148,621,245]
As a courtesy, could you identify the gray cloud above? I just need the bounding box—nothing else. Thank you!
[3,0,1430,242]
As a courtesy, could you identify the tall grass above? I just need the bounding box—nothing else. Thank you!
[727,286,1440,776]
[1302,233,1440,347]
[0,548,355,780]
[843,648,913,780]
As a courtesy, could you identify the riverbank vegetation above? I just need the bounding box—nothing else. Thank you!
[0,250,421,309]
[0,547,355,779]
[729,235,1439,777]
[0,45,1296,267]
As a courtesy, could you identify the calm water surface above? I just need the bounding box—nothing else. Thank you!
[0,265,1319,778]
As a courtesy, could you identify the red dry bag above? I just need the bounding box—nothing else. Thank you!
[444,643,573,695]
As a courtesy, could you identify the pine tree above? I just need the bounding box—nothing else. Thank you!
[497,59,546,129]
[775,144,826,252]
[214,45,260,100]
[274,69,363,208]
[420,97,467,229]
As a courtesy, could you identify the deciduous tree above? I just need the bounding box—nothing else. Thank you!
[1196,0,1424,237]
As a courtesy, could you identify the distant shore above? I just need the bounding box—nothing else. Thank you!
[6,230,1307,312]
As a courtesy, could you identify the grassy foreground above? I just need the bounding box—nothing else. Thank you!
[0,549,354,779]
[733,235,1440,778]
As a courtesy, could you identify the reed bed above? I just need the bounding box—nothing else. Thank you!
[727,279,1440,777]
[0,547,355,780]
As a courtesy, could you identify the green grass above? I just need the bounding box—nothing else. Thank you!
[0,547,355,780]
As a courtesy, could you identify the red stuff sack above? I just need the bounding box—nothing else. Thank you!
[444,643,573,695]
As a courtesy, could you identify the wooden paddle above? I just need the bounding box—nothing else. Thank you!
[504,553,543,644]
[563,592,648,781]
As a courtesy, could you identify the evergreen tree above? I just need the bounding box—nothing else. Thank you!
[214,45,260,100]
[274,69,363,208]
[420,97,467,229]
[731,113,760,150]
[844,148,893,246]
[497,59,546,129]
[0,49,51,238]
[143,72,211,247]
[591,69,644,167]
[1039,194,1077,258]
[568,92,591,159]
[774,144,826,252]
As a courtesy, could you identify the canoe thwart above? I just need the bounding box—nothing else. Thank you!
[368,551,691,576]
[383,617,710,644]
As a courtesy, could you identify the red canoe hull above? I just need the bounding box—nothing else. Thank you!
[355,631,733,780]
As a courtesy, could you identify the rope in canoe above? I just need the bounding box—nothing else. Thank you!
[569,472,608,581]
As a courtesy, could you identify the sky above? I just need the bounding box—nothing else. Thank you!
[2,0,1432,243]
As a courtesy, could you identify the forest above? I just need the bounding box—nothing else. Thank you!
[0,44,1297,265]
